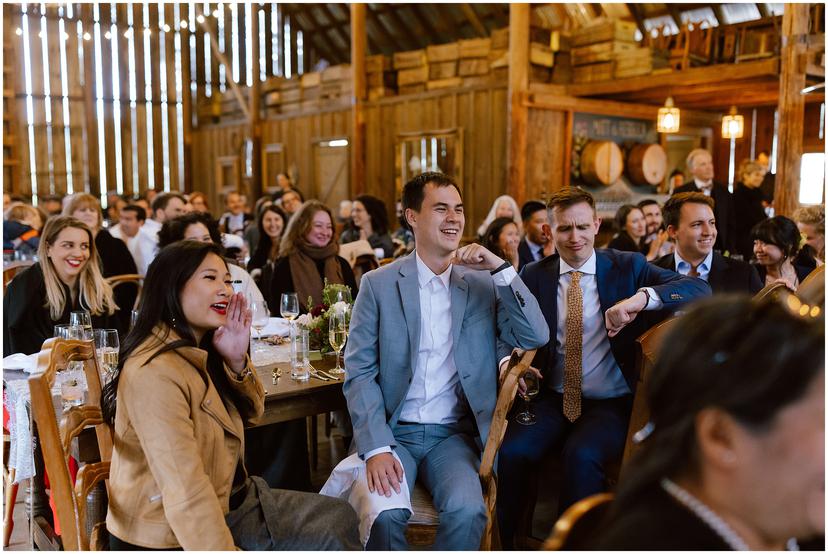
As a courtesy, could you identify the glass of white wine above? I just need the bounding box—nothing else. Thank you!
[328,309,348,376]
[70,311,92,333]
[280,292,300,337]
[93,329,119,382]
[250,300,269,353]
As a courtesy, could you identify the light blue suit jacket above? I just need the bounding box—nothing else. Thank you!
[343,252,550,458]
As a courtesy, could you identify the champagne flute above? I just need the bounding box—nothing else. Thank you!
[332,287,352,306]
[280,292,300,337]
[93,329,120,382]
[515,370,540,426]
[328,309,348,375]
[250,300,269,353]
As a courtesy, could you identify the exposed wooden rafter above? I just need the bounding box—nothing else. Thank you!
[383,6,425,50]
[281,5,344,65]
[461,4,489,37]
[367,8,405,53]
[626,3,648,39]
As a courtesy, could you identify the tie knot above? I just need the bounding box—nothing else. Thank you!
[570,270,582,284]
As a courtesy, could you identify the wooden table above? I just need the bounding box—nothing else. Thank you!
[250,354,347,428]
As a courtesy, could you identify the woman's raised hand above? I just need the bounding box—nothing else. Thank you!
[213,292,252,374]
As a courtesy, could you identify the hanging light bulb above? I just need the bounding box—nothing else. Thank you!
[721,106,744,139]
[123,28,132,38]
[196,14,206,24]
[144,28,152,36]
[212,9,220,17]
[104,31,112,40]
[83,31,92,41]
[180,20,188,29]
[657,96,681,134]
[162,23,171,33]
[15,28,23,36]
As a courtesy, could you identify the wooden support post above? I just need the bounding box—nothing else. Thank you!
[81,4,99,196]
[351,4,367,196]
[197,8,251,123]
[249,3,262,201]
[507,4,529,204]
[774,3,809,217]
[180,21,193,193]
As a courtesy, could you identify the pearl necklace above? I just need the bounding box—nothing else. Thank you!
[660,478,799,551]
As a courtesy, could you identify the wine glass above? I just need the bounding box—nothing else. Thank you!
[328,309,348,375]
[250,300,269,353]
[280,292,300,337]
[70,310,92,333]
[332,287,352,305]
[54,324,71,339]
[515,370,540,426]
[93,329,120,382]
[130,309,140,330]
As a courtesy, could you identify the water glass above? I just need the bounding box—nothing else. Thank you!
[290,327,310,382]
[54,324,71,339]
[57,361,87,410]
[70,310,92,332]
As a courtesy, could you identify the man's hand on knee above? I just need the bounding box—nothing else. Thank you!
[366,452,404,497]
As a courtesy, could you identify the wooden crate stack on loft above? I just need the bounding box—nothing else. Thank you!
[394,49,428,95]
[489,27,563,84]
[571,18,639,83]
[320,64,352,109]
[457,37,492,84]
[366,55,396,100]
[426,42,462,91]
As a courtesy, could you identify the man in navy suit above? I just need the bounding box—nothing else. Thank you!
[497,188,710,548]
[517,200,555,271]
[653,192,763,295]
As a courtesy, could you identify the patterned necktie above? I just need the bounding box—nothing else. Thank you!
[563,271,583,422]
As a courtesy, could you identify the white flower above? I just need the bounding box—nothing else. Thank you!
[295,313,317,328]
[330,301,350,315]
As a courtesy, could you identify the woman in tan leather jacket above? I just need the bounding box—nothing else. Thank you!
[102,240,359,550]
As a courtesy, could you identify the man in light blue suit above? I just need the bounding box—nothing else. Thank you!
[344,172,549,550]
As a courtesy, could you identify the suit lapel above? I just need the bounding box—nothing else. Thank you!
[540,258,560,339]
[397,256,421,372]
[449,267,469,347]
[708,252,725,292]
[595,250,617,314]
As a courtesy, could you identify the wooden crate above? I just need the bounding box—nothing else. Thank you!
[426,77,463,91]
[459,37,491,58]
[300,71,321,88]
[366,54,391,73]
[462,75,493,87]
[572,61,614,83]
[427,42,459,62]
[281,101,301,113]
[458,58,490,76]
[613,47,669,78]
[530,65,553,83]
[281,88,302,103]
[368,86,396,101]
[398,65,429,86]
[301,99,320,111]
[571,19,638,47]
[394,49,427,69]
[490,51,509,69]
[399,84,426,95]
[551,52,573,83]
[322,64,351,82]
[572,40,638,65]
[429,61,458,80]
[279,78,301,90]
[531,42,555,67]
[263,91,281,106]
[367,71,397,88]
[302,86,321,100]
[550,30,572,52]
[320,81,352,98]
[491,27,509,50]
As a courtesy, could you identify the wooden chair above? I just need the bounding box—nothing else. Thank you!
[796,264,825,307]
[28,338,114,551]
[106,273,144,310]
[404,349,537,550]
[753,281,791,303]
[3,260,34,291]
[541,492,614,550]
[621,317,679,469]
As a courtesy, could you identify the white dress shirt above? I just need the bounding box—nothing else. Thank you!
[694,178,714,195]
[141,218,162,241]
[109,226,158,277]
[674,250,713,282]
[364,252,517,460]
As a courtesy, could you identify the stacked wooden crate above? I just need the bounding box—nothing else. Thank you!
[488,27,562,84]
[279,78,302,114]
[300,71,322,111]
[457,38,492,85]
[613,47,670,78]
[426,42,462,91]
[320,64,352,108]
[366,55,396,100]
[571,19,638,83]
[394,49,428,95]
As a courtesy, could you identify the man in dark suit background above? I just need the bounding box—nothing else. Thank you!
[654,192,763,295]
[517,200,555,271]
[674,148,736,254]
[496,188,710,549]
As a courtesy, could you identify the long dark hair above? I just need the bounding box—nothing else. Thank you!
[101,241,229,424]
[157,212,223,249]
[248,204,287,272]
[482,216,518,262]
[612,296,823,514]
[354,194,390,235]
[751,215,801,259]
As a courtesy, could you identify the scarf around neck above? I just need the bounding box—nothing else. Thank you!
[288,239,343,311]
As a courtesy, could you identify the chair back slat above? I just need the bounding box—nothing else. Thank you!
[28,338,113,550]
[542,492,614,550]
[105,273,144,310]
[753,281,791,302]
[797,264,825,307]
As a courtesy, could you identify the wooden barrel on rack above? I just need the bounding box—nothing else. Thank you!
[580,140,624,186]
[627,143,668,186]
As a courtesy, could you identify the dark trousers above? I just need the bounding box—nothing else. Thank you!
[496,391,632,549]
[244,419,312,492]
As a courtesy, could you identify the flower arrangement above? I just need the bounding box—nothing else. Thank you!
[295,280,353,352]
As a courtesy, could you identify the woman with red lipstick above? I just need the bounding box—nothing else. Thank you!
[270,200,357,314]
[101,241,359,550]
[3,215,118,356]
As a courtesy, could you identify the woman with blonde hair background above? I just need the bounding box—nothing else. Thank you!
[3,215,118,355]
[732,160,768,259]
[271,200,357,314]
[476,194,522,239]
[64,193,138,332]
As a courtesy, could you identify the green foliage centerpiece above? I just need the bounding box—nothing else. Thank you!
[294,280,353,353]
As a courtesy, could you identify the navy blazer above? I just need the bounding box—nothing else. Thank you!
[653,252,763,295]
[519,249,711,391]
[517,239,537,272]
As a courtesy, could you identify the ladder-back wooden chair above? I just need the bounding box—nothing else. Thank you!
[404,349,536,550]
[542,492,614,550]
[106,273,144,310]
[796,264,825,308]
[621,317,679,469]
[28,338,114,551]
[753,280,791,303]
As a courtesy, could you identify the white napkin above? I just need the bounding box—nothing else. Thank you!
[320,451,412,546]
[3,353,38,373]
[259,317,291,338]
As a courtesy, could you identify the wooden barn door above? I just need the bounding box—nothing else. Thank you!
[313,138,350,208]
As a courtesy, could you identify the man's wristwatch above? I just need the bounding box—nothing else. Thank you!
[491,260,512,275]
[637,288,652,309]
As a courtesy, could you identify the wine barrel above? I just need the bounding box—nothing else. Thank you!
[580,141,624,187]
[627,143,668,186]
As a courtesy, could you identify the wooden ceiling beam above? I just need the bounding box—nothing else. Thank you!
[383,6,425,50]
[666,5,684,29]
[710,4,726,26]
[756,3,769,19]
[408,4,443,41]
[461,4,489,37]
[367,7,406,53]
[281,5,345,65]
[626,3,648,39]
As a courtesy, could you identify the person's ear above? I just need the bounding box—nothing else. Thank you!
[667,224,679,241]
[695,408,742,473]
[593,216,602,235]
[405,208,417,229]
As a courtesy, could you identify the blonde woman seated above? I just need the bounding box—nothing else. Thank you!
[102,241,359,550]
[476,194,522,240]
[3,216,117,356]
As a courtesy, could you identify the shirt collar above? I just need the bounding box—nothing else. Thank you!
[694,178,713,190]
[559,250,597,276]
[415,251,452,289]
[674,249,713,274]
[524,237,543,254]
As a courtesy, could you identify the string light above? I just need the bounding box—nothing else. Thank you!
[15,27,23,36]
[162,23,171,33]
[196,14,205,24]
[104,31,112,40]
[180,20,188,29]
[83,32,92,41]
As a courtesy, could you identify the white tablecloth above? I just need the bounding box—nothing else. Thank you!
[4,374,35,484]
